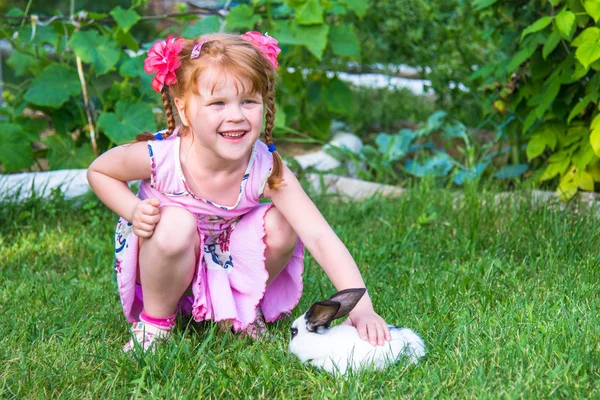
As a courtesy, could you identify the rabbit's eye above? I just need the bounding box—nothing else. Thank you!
[290,327,298,339]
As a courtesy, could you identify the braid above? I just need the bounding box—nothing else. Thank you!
[135,87,177,142]
[264,80,285,189]
[161,88,177,138]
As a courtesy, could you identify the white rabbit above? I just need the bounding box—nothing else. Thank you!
[288,288,425,375]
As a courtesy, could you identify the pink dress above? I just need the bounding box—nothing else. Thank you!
[113,128,304,331]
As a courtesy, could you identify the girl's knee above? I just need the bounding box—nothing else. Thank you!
[264,206,297,254]
[146,207,199,257]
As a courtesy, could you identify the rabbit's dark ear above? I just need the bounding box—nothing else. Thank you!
[305,300,340,332]
[328,288,367,320]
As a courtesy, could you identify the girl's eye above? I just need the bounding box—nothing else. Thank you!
[243,99,258,104]
[210,101,224,106]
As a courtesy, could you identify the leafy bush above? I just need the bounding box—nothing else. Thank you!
[471,0,600,199]
[325,110,524,185]
[358,0,496,127]
[343,86,436,135]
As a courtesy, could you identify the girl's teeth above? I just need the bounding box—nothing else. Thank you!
[222,132,245,137]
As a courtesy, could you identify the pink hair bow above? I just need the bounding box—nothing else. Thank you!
[241,31,281,69]
[144,36,184,93]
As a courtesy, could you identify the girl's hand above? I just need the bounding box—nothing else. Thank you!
[343,309,391,346]
[132,198,161,238]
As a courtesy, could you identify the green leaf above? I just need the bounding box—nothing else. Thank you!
[557,179,578,200]
[591,123,600,156]
[225,5,261,30]
[328,25,361,60]
[591,113,600,130]
[573,140,596,169]
[543,30,562,59]
[68,30,120,75]
[119,54,145,77]
[558,165,594,199]
[571,27,600,47]
[494,164,529,179]
[272,4,294,18]
[322,78,353,114]
[44,134,95,169]
[405,154,454,178]
[469,64,495,81]
[270,20,305,45]
[324,144,351,161]
[572,59,589,80]
[340,0,368,18]
[97,100,157,144]
[360,145,381,163]
[555,9,576,40]
[534,80,561,117]
[523,110,538,133]
[521,16,552,41]
[114,28,139,52]
[508,44,537,72]
[274,102,287,129]
[296,24,329,60]
[18,25,58,47]
[575,40,600,69]
[526,123,560,161]
[0,123,34,172]
[568,95,593,122]
[6,50,44,77]
[6,7,24,17]
[527,134,548,160]
[110,6,140,33]
[375,130,415,162]
[584,0,600,23]
[296,0,324,25]
[24,64,81,108]
[577,170,595,190]
[540,152,570,181]
[182,16,221,37]
[473,0,499,11]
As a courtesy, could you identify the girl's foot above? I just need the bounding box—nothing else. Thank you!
[240,307,267,340]
[217,319,233,333]
[123,321,172,352]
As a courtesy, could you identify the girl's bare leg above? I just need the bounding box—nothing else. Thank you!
[138,206,199,318]
[264,206,298,286]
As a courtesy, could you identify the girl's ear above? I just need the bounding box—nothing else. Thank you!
[173,97,189,126]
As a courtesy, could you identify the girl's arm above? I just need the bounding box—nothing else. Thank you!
[266,165,392,346]
[87,142,158,231]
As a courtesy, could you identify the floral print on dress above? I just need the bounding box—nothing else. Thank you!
[197,214,240,238]
[114,219,132,275]
[203,243,234,273]
[218,225,234,252]
[148,144,157,188]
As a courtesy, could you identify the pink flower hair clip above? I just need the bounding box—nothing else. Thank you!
[144,36,184,93]
[241,31,281,69]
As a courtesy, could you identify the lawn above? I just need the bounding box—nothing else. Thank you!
[1,184,599,398]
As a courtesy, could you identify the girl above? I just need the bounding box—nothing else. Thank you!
[87,32,391,352]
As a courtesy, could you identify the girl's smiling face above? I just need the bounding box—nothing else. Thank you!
[175,67,264,165]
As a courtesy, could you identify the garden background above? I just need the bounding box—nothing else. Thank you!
[1,0,599,398]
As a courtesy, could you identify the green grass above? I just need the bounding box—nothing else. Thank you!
[1,184,599,398]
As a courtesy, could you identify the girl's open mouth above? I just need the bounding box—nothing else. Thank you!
[220,131,247,140]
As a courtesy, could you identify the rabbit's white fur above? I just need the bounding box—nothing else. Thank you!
[288,289,425,375]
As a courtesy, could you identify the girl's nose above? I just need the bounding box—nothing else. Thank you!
[226,105,245,122]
